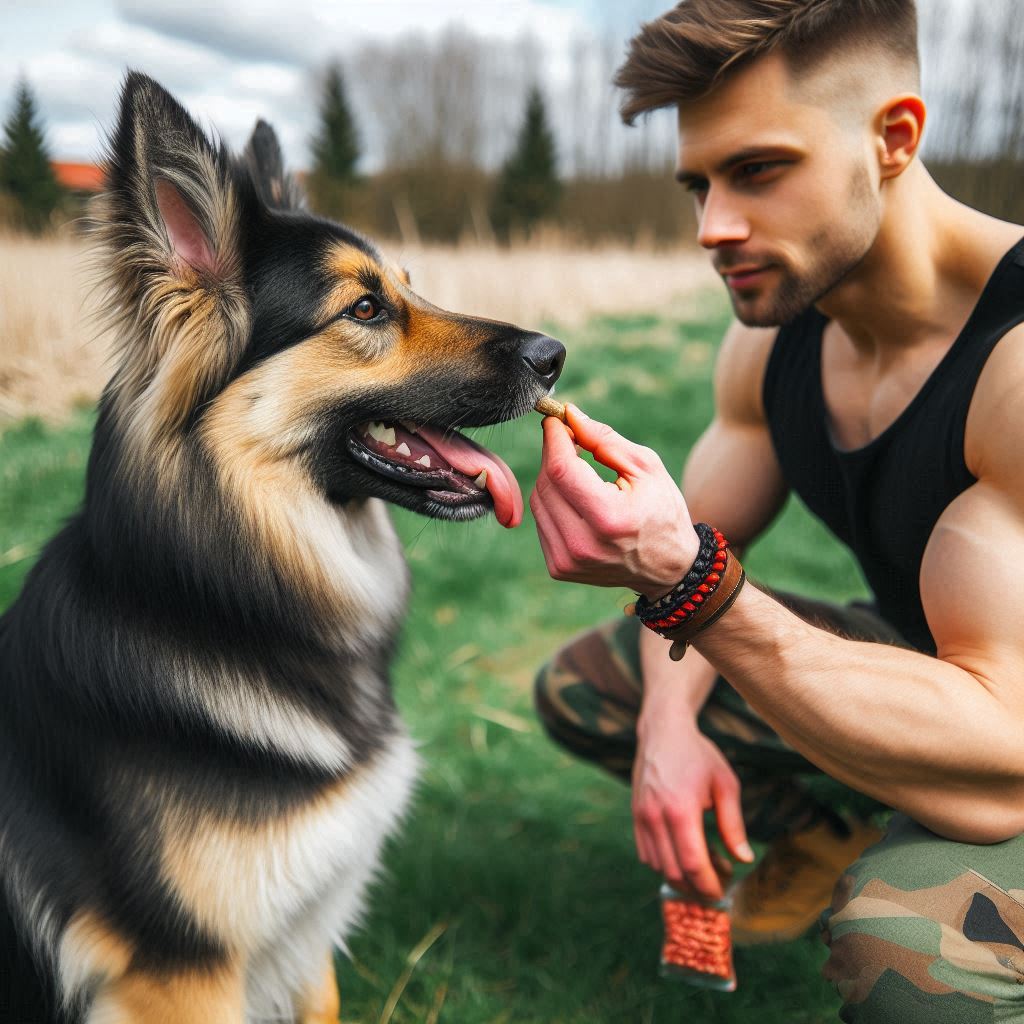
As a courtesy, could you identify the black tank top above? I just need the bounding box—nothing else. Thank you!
[762,237,1024,654]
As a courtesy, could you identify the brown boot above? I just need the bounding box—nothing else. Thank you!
[729,818,884,946]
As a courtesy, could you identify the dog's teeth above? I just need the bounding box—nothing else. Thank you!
[399,419,419,434]
[416,455,431,468]
[368,422,396,446]
[396,442,411,457]
[474,470,488,488]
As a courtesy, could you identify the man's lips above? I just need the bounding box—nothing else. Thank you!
[720,265,773,288]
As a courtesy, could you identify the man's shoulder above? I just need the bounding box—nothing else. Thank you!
[714,321,780,425]
[717,321,780,377]
[966,321,1024,484]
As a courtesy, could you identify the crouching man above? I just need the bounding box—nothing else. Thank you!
[532,2,1024,1020]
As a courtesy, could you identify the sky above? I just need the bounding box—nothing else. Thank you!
[0,0,991,170]
[0,0,669,168]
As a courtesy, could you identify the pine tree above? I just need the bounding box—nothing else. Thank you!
[308,63,361,218]
[0,78,64,233]
[490,86,561,241]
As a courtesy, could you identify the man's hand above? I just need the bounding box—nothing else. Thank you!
[633,717,753,900]
[531,406,700,599]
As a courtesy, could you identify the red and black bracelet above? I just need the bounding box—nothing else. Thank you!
[629,523,746,661]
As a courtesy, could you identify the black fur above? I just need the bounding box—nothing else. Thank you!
[0,72,563,1019]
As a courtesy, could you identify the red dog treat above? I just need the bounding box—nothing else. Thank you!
[659,882,737,991]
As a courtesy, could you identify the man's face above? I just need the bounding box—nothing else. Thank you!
[676,53,882,326]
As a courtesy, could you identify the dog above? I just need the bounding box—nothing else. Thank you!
[0,72,564,1023]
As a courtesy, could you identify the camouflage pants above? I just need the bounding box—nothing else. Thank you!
[534,597,1024,1021]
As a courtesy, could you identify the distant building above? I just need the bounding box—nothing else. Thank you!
[51,161,105,194]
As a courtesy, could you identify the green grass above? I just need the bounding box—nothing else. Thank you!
[0,296,869,1022]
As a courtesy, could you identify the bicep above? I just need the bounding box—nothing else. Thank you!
[922,480,1024,703]
[683,419,787,546]
[681,320,787,547]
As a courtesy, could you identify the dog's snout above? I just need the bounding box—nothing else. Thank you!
[520,333,566,386]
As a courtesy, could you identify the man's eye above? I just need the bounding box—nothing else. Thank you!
[685,180,709,195]
[738,161,781,181]
[351,297,381,321]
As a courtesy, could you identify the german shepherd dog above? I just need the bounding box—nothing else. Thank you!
[0,73,564,1023]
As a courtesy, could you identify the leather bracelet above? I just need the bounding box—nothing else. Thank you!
[627,526,746,661]
[658,549,746,661]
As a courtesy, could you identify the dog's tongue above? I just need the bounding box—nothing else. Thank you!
[415,425,523,528]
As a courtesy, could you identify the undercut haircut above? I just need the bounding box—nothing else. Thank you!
[615,0,919,124]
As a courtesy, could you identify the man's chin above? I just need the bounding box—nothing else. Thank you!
[728,284,814,329]
[730,296,788,329]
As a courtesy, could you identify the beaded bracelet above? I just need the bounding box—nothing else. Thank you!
[627,524,746,661]
[634,522,720,622]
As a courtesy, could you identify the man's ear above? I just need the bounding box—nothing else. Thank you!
[875,93,927,181]
[244,120,305,211]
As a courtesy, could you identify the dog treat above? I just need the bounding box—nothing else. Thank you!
[534,395,567,421]
[659,881,737,992]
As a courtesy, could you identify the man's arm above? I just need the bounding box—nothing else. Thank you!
[632,321,788,894]
[638,320,787,713]
[692,323,1024,843]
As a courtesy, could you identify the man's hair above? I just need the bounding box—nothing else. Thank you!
[614,0,919,125]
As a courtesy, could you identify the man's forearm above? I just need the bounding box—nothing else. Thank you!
[638,622,718,733]
[694,584,1024,842]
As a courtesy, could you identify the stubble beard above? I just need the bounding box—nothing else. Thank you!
[727,164,881,328]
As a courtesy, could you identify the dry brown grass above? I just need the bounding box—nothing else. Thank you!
[0,232,717,424]
[0,232,114,423]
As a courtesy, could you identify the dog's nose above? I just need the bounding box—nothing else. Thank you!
[520,333,566,386]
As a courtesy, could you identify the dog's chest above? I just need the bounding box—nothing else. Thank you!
[160,734,418,953]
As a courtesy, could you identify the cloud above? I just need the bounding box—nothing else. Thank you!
[117,0,590,66]
[5,0,597,167]
[70,20,229,91]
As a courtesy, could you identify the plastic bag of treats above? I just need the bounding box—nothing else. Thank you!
[659,879,737,992]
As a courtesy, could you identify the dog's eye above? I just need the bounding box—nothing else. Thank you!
[351,297,381,321]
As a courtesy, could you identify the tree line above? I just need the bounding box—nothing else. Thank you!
[2,0,1022,241]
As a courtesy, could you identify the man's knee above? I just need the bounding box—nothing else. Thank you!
[533,618,643,778]
[820,815,1024,1022]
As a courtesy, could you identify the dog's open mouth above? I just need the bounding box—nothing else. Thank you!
[347,420,524,528]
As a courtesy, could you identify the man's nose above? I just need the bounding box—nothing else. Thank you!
[696,189,751,249]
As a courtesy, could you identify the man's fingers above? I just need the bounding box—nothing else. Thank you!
[712,774,754,864]
[633,815,653,867]
[650,821,685,883]
[564,404,661,481]
[539,415,631,514]
[529,489,572,573]
[664,812,723,900]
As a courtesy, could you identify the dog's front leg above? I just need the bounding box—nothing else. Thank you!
[86,963,245,1024]
[297,954,341,1024]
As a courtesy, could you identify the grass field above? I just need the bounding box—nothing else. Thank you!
[0,297,870,1022]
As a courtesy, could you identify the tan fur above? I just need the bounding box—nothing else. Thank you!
[87,964,245,1024]
[88,152,250,450]
[155,743,419,957]
[322,241,488,363]
[58,911,134,999]
[299,957,341,1024]
[199,345,409,631]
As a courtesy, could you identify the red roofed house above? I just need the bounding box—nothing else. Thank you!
[51,161,105,193]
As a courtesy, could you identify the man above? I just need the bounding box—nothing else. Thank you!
[531,1,1024,1019]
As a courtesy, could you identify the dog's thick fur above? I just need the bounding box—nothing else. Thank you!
[0,73,563,1023]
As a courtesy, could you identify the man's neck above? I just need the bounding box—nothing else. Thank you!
[815,163,1022,359]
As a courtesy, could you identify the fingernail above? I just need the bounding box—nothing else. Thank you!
[739,842,755,861]
[569,403,589,420]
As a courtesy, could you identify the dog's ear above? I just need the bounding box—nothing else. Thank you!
[92,72,250,431]
[244,119,304,211]
[101,71,246,282]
